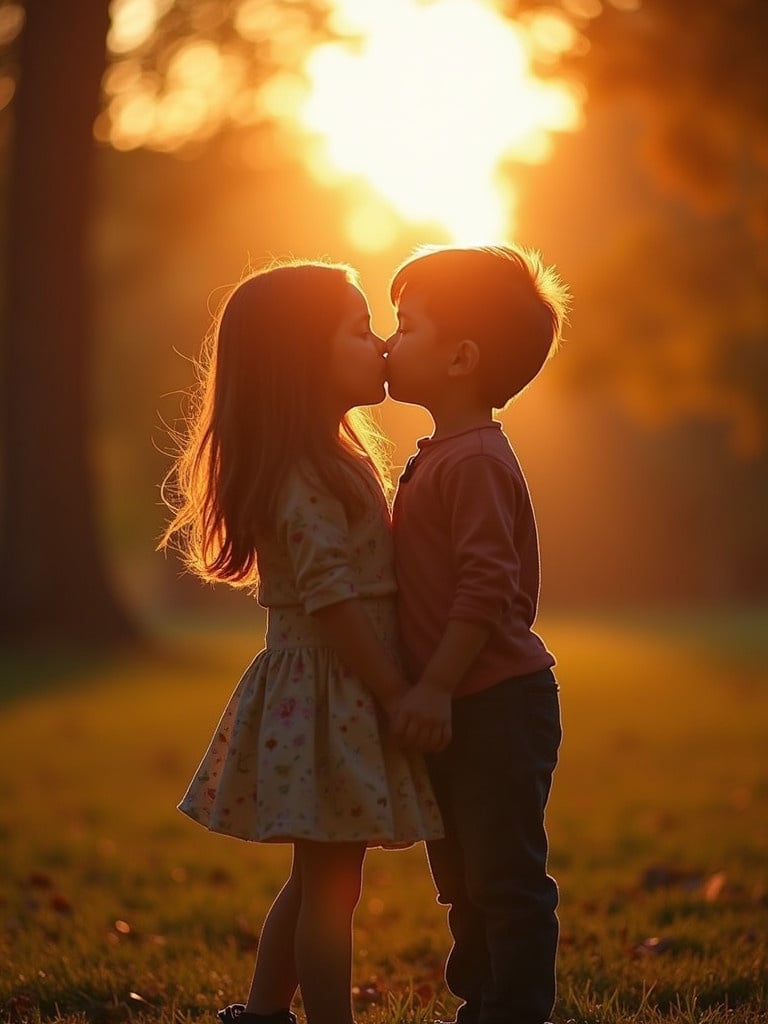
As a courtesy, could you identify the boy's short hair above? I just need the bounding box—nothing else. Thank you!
[390,244,569,408]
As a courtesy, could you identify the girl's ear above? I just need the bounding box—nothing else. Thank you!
[447,338,480,378]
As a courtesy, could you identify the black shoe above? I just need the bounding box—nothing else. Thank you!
[217,1006,296,1024]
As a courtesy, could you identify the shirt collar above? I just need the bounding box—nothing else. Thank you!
[416,421,502,451]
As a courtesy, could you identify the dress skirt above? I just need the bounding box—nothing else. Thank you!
[178,597,443,846]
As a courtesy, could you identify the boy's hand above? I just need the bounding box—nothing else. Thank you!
[391,679,452,752]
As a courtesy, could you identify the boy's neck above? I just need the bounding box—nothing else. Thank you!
[428,401,494,440]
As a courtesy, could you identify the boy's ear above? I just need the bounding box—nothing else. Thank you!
[447,338,480,378]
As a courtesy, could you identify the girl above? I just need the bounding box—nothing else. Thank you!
[160,262,443,1024]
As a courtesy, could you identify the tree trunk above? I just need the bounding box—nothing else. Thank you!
[0,0,138,646]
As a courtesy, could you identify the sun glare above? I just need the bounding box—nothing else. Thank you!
[297,0,584,248]
[103,0,586,248]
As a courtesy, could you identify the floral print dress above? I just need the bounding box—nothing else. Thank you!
[178,465,443,846]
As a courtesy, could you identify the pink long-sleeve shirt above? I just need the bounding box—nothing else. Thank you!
[392,422,555,698]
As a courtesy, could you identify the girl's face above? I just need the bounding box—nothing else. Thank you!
[326,284,386,413]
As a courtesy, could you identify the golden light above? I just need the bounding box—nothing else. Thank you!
[296,0,585,248]
[103,0,587,246]
[108,0,166,54]
[0,3,24,47]
[106,6,250,151]
[105,0,314,151]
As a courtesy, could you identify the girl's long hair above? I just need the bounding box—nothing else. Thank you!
[159,261,389,587]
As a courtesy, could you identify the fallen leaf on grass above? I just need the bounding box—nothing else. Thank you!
[352,980,383,1006]
[50,893,73,914]
[634,935,676,956]
[702,870,727,902]
[109,919,142,944]
[128,992,155,1008]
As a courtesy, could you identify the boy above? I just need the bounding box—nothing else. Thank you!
[386,245,568,1024]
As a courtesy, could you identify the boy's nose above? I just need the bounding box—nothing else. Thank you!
[383,334,397,355]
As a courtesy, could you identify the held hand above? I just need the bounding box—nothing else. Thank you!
[381,687,409,722]
[391,679,452,753]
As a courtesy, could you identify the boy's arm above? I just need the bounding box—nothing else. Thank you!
[392,619,489,751]
[393,454,522,750]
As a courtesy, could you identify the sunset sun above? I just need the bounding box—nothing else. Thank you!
[297,0,584,249]
[103,0,585,251]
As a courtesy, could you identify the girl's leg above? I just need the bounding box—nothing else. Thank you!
[244,851,302,1013]
[293,840,367,1024]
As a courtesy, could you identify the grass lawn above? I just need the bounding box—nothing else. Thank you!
[1,607,767,1024]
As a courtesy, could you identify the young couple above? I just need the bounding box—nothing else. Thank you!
[161,244,569,1024]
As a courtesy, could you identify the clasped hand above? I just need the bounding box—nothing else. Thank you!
[388,679,452,753]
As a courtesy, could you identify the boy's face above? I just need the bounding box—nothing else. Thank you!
[385,288,449,406]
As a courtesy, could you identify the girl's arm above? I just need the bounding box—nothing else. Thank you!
[279,472,439,739]
[312,598,409,717]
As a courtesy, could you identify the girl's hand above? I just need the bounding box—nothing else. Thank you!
[391,680,452,752]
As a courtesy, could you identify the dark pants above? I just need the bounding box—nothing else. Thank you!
[426,669,562,1024]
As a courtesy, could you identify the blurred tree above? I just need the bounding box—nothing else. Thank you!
[0,0,134,645]
[558,0,768,454]
[0,0,334,645]
[574,0,767,228]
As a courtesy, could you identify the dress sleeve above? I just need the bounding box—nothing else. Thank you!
[276,470,359,614]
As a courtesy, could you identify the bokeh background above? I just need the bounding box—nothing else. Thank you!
[1,4,768,1021]
[1,0,766,642]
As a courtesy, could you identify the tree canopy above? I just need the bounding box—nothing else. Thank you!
[558,0,768,453]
